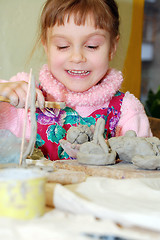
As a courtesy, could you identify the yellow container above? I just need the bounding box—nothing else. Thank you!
[0,168,46,220]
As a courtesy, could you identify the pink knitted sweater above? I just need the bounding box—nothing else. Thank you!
[0,64,152,139]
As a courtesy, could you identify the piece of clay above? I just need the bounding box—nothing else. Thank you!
[107,130,160,170]
[0,129,27,164]
[77,118,116,165]
[108,131,157,163]
[66,124,94,144]
[59,124,94,158]
[60,118,116,165]
[92,117,109,154]
[145,137,160,156]
[59,139,81,159]
[27,148,44,160]
[132,155,160,170]
[77,142,116,165]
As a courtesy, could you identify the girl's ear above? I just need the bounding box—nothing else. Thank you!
[109,35,120,61]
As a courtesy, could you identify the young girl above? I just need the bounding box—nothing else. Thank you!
[0,0,152,160]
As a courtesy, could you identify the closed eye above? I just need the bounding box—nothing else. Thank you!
[86,45,99,50]
[57,46,69,50]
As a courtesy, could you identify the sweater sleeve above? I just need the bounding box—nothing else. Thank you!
[0,72,31,139]
[116,92,152,137]
[0,102,31,139]
[9,72,30,82]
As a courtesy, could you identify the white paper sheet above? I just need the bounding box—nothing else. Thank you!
[54,177,160,232]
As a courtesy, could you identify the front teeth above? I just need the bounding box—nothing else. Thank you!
[68,70,90,75]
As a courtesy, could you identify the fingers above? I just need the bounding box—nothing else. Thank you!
[11,82,28,108]
[0,81,44,109]
[15,82,45,109]
[36,88,45,109]
[0,82,26,107]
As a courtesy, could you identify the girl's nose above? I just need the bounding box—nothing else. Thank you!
[70,48,86,63]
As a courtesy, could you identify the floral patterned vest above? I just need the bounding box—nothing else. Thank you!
[35,91,124,160]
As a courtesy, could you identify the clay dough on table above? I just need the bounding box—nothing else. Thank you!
[60,117,160,170]
[108,130,160,162]
[108,131,160,169]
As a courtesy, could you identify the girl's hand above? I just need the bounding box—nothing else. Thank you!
[0,81,44,109]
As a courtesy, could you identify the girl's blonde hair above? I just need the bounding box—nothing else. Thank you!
[40,0,120,44]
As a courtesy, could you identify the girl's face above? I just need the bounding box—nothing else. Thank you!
[43,15,118,92]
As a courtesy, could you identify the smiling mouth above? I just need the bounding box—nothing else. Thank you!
[67,70,90,76]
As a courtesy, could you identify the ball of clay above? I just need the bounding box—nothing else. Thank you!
[66,125,93,144]
[124,130,137,137]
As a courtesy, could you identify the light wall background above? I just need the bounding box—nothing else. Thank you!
[0,0,143,98]
[0,0,46,80]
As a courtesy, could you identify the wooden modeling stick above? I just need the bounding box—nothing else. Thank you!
[0,96,10,103]
[19,69,33,165]
[23,72,38,163]
[0,96,66,109]
[36,101,66,109]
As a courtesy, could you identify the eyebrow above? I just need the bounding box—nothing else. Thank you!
[51,31,107,40]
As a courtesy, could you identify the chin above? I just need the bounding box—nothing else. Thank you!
[68,86,90,93]
[64,82,90,92]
